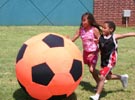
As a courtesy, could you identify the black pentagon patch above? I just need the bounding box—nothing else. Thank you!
[48,94,67,100]
[16,44,27,63]
[32,63,55,86]
[70,59,82,82]
[42,34,64,47]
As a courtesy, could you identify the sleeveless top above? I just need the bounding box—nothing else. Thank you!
[99,34,118,67]
[80,27,98,52]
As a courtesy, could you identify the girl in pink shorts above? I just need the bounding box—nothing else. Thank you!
[71,12,101,87]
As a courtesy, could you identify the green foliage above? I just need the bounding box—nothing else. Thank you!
[0,26,135,100]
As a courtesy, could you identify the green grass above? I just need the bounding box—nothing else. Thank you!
[0,26,135,100]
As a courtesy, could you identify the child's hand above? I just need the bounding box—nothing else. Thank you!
[65,35,72,41]
[65,35,70,39]
[94,39,99,44]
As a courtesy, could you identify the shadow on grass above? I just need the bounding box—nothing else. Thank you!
[13,88,35,100]
[80,81,96,93]
[63,93,77,100]
[13,88,77,100]
[100,89,124,99]
[80,81,125,99]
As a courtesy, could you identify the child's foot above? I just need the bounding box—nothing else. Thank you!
[120,74,128,88]
[104,79,108,83]
[89,95,99,100]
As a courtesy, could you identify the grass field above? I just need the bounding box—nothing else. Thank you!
[0,26,135,100]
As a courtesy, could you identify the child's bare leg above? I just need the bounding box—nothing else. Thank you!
[89,65,99,85]
[107,74,121,80]
[109,74,128,88]
[96,75,105,94]
[89,75,105,100]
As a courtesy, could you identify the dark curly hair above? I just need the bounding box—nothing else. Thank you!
[104,21,116,33]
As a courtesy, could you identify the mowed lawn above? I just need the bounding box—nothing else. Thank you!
[0,26,135,100]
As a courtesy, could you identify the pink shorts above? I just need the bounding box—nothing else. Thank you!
[100,51,117,77]
[83,50,98,66]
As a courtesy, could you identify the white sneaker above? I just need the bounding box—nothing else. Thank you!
[104,79,108,83]
[120,74,128,88]
[89,95,99,100]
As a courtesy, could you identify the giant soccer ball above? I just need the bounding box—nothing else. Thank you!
[16,33,83,100]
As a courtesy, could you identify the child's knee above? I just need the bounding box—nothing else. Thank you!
[106,75,111,80]
[89,66,94,73]
[99,75,106,81]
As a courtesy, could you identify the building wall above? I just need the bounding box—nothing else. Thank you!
[94,0,135,26]
[0,0,93,26]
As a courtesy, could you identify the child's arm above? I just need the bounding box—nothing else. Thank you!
[71,29,80,42]
[114,32,135,40]
[93,27,101,39]
[93,27,101,44]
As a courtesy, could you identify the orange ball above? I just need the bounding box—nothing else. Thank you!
[16,33,83,100]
